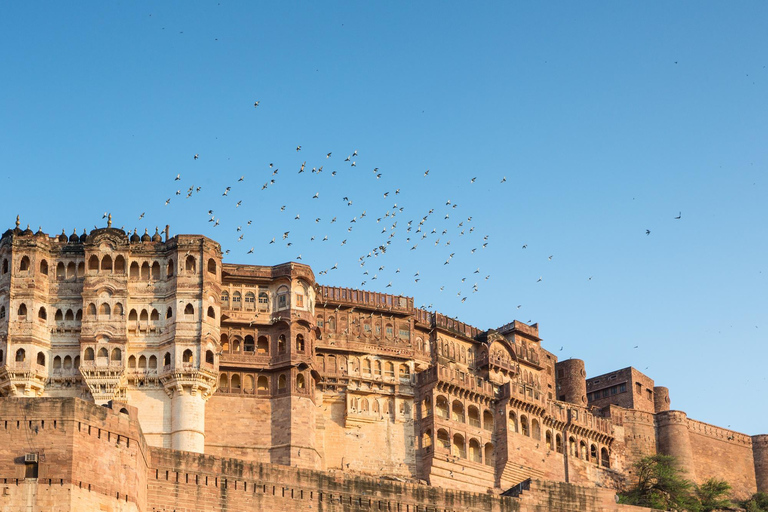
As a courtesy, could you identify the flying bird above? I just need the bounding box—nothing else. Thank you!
[296,145,301,151]
[674,212,682,219]
[193,154,199,160]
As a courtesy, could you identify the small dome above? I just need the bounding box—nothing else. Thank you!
[141,228,151,242]
[23,225,34,236]
[58,230,68,242]
[80,229,87,243]
[130,229,140,243]
[152,227,162,242]
[69,229,79,242]
[35,226,44,236]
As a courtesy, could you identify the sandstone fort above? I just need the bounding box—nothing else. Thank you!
[0,219,764,511]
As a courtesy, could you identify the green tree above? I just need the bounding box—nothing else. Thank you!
[618,454,700,511]
[741,492,768,512]
[696,478,732,512]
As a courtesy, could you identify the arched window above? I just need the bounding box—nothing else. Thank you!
[452,400,465,423]
[183,349,193,364]
[56,262,65,280]
[65,309,74,321]
[453,434,466,458]
[75,309,82,320]
[363,358,372,375]
[0,306,5,319]
[163,352,171,367]
[483,410,494,431]
[15,348,26,362]
[556,434,563,453]
[422,396,432,417]
[129,309,138,322]
[17,303,27,320]
[484,443,495,467]
[436,396,449,419]
[149,355,157,368]
[36,352,45,366]
[220,334,229,353]
[129,262,139,279]
[184,304,194,316]
[139,355,147,369]
[257,336,268,354]
[232,292,242,309]
[580,441,588,460]
[244,375,254,392]
[278,374,287,391]
[114,303,123,316]
[207,259,216,274]
[278,335,286,353]
[221,291,229,305]
[205,350,214,364]
[296,334,305,352]
[38,307,47,320]
[1,258,7,274]
[98,347,108,358]
[545,431,553,450]
[258,292,269,311]
[128,355,136,368]
[140,262,149,280]
[111,348,121,361]
[151,261,160,280]
[521,415,530,436]
[84,348,94,361]
[569,437,577,457]
[601,447,610,468]
[469,439,481,463]
[232,338,241,352]
[69,262,78,279]
[87,303,96,316]
[244,292,255,310]
[399,364,410,380]
[422,430,433,450]
[63,355,72,369]
[385,361,394,378]
[101,255,112,272]
[207,306,215,319]
[185,255,196,273]
[257,376,268,392]
[468,406,480,427]
[437,429,450,450]
[244,335,255,352]
[590,444,598,463]
[328,316,336,331]
[532,418,541,440]
[55,309,63,321]
[39,259,48,275]
[219,373,229,391]
[114,255,125,273]
[296,374,305,389]
[99,303,110,317]
[20,255,30,271]
[167,259,174,277]
[166,307,173,319]
[509,411,518,433]
[374,360,382,376]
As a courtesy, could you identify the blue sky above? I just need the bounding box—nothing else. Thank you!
[1,2,766,435]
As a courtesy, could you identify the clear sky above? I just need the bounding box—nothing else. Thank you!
[1,2,766,435]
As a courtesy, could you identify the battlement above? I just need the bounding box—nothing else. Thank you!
[318,285,413,313]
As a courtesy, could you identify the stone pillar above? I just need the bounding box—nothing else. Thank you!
[171,391,206,452]
[555,359,587,406]
[653,386,670,413]
[752,434,768,493]
[162,371,217,453]
[656,411,696,482]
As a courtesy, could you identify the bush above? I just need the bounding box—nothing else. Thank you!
[741,492,768,512]
[618,455,700,511]
[696,478,732,512]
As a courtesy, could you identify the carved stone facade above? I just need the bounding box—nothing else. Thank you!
[0,221,764,502]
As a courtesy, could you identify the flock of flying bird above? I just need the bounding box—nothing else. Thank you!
[141,100,682,326]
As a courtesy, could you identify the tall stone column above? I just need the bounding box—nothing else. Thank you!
[656,411,696,482]
[162,370,218,453]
